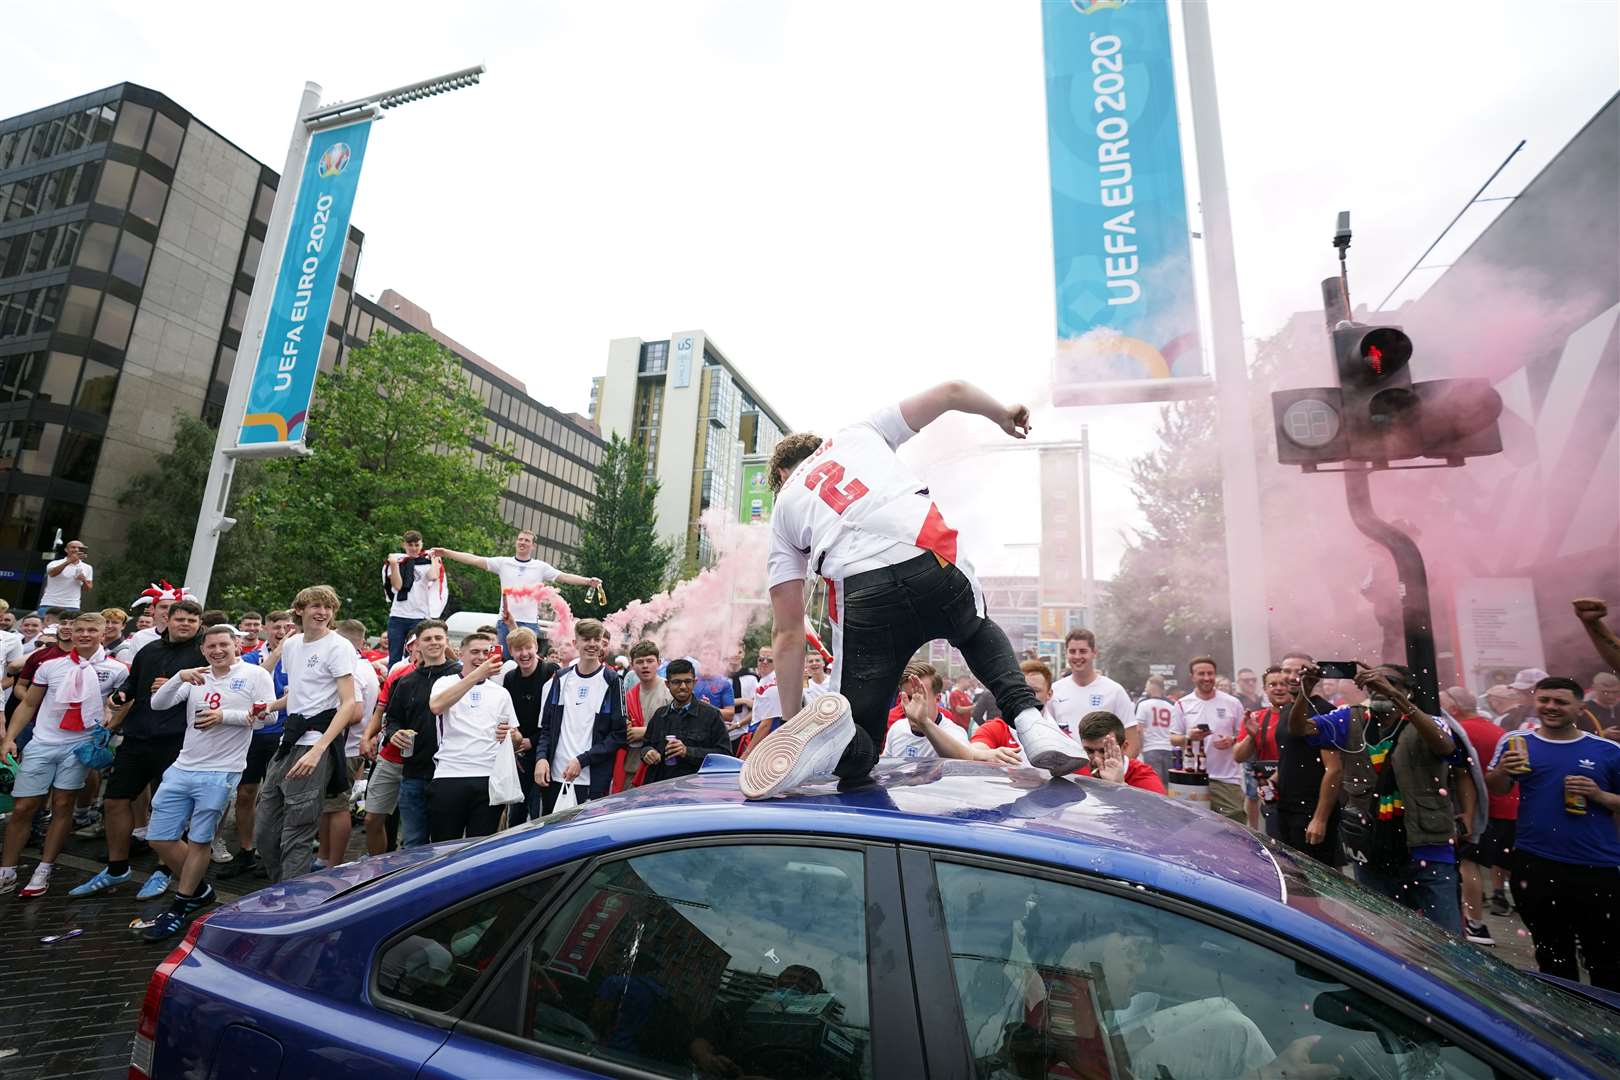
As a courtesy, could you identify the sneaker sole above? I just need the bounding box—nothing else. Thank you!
[741,694,852,800]
[1465,934,1494,946]
[1026,749,1087,776]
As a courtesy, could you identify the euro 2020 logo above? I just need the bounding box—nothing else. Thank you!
[318,142,352,179]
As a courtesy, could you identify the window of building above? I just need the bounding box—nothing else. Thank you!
[341,240,360,280]
[145,112,184,169]
[0,127,25,170]
[93,294,136,350]
[54,429,102,485]
[75,358,117,416]
[32,352,82,405]
[252,181,275,227]
[38,499,86,552]
[240,233,263,278]
[7,420,63,474]
[111,102,152,150]
[226,288,251,333]
[60,108,94,155]
[111,232,153,286]
[96,160,137,211]
[128,171,168,228]
[638,339,669,375]
[56,285,101,339]
[0,493,43,548]
[91,104,117,144]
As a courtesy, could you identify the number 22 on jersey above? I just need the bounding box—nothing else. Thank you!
[804,460,869,514]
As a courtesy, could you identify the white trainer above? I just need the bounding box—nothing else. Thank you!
[741,693,855,800]
[1013,708,1087,776]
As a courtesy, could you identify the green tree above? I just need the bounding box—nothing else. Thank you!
[559,434,673,618]
[1097,398,1232,692]
[95,414,261,609]
[229,331,517,628]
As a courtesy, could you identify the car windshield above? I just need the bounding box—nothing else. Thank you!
[1277,847,1620,1072]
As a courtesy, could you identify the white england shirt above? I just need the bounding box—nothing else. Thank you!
[488,556,560,624]
[767,405,973,592]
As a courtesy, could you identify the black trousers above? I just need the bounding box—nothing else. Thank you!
[1510,848,1620,991]
[428,776,502,842]
[1265,806,1343,867]
[837,554,1039,751]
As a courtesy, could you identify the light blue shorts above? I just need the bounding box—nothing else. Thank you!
[147,766,241,844]
[13,739,91,798]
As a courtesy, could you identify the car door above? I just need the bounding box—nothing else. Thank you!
[414,836,922,1079]
[895,847,1527,1080]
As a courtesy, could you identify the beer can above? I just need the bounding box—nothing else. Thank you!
[400,729,417,754]
[1506,733,1532,774]
[1564,780,1588,815]
[249,701,269,718]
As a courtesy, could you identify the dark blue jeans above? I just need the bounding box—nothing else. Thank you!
[1355,859,1461,934]
[387,615,418,668]
[398,777,430,848]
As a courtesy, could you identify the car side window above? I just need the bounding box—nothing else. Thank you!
[932,861,1499,1080]
[485,843,874,1079]
[376,874,560,1015]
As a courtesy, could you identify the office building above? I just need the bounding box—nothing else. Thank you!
[0,83,599,604]
[338,289,602,567]
[594,331,789,570]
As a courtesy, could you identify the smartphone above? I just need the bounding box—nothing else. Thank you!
[1317,660,1358,680]
[488,645,503,663]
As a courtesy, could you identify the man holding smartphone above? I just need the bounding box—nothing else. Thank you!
[1169,656,1247,822]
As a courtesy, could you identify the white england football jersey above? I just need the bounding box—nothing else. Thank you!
[767,405,970,590]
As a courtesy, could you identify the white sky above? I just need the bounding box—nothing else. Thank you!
[6,1,1616,576]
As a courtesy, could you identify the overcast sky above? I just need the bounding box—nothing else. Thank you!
[7,1,1616,575]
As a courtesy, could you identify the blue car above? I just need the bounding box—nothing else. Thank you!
[132,760,1620,1079]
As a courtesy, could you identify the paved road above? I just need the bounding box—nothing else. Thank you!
[0,822,1543,1079]
[0,821,362,1080]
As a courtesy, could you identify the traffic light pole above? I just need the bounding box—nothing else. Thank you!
[1341,468,1441,714]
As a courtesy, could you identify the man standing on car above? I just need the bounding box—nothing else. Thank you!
[743,381,1083,799]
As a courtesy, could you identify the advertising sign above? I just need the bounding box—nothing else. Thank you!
[739,459,775,523]
[672,335,695,389]
[1454,578,1546,690]
[1041,0,1205,403]
[237,119,372,452]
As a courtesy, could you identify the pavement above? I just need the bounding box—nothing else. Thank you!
[0,813,1542,1080]
[0,813,366,1080]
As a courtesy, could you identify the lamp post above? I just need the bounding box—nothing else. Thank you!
[183,65,484,605]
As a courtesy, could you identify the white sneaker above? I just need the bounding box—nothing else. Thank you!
[1012,709,1087,776]
[210,835,234,863]
[741,694,855,800]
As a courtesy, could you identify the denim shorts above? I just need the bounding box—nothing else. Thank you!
[13,738,91,798]
[146,766,241,844]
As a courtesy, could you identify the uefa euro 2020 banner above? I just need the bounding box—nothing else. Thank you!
[1042,0,1205,403]
[237,119,372,451]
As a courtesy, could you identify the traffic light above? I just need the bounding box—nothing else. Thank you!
[1334,323,1420,462]
[1272,322,1503,469]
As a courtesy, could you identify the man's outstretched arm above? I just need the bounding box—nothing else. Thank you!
[431,547,491,572]
[898,381,1032,440]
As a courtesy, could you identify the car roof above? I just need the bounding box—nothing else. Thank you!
[531,760,1285,901]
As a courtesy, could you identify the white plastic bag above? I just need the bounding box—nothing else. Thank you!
[488,735,523,805]
[553,781,578,812]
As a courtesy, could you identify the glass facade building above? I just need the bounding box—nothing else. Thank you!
[595,331,787,572]
[0,84,599,604]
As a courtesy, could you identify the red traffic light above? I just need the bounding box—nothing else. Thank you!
[1335,324,1412,387]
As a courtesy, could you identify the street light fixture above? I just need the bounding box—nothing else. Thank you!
[183,64,486,605]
